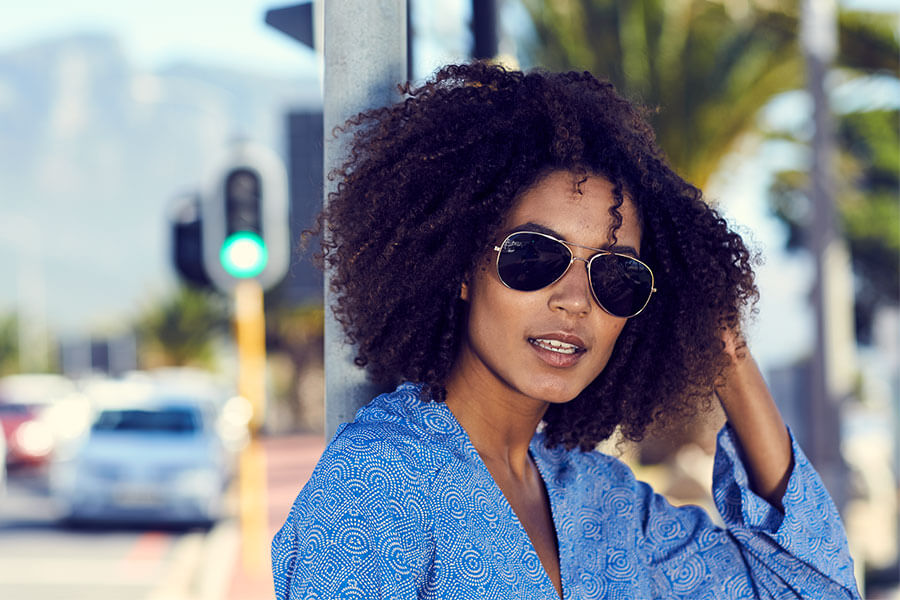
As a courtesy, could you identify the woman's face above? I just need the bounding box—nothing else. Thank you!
[456,170,643,406]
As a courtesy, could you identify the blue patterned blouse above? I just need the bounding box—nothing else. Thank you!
[272,383,860,599]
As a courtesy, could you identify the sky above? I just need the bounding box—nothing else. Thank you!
[0,1,482,81]
[1,1,892,79]
[0,1,537,82]
[0,1,318,77]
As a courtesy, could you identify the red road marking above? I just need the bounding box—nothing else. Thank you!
[121,531,171,579]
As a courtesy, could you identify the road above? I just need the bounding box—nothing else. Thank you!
[0,433,326,600]
[0,468,229,600]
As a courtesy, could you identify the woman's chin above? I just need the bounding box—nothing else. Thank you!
[521,378,585,405]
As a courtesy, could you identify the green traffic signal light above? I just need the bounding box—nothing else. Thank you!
[220,232,269,278]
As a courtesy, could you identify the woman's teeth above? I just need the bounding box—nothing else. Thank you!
[529,338,580,354]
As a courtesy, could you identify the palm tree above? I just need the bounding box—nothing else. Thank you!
[771,107,899,342]
[522,0,898,189]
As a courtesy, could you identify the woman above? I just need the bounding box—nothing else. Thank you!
[272,63,860,599]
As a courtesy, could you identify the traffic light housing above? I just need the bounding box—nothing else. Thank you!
[170,192,213,288]
[202,142,290,293]
[220,168,267,279]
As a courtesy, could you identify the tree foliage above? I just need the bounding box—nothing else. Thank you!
[523,0,898,188]
[771,108,900,341]
[265,303,325,430]
[0,312,19,376]
[134,286,229,368]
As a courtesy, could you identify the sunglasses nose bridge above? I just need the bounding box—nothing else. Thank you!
[549,254,594,310]
[570,255,591,281]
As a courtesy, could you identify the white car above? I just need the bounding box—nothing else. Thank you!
[59,397,230,526]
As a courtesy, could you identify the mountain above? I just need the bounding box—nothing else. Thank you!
[0,32,319,336]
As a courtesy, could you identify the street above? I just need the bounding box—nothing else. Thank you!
[0,433,326,600]
[0,467,235,600]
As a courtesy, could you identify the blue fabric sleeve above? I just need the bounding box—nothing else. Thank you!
[712,424,861,599]
[271,425,432,599]
[629,425,860,599]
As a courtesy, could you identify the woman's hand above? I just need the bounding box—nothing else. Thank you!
[714,327,794,509]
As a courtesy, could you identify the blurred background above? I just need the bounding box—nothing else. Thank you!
[0,0,896,598]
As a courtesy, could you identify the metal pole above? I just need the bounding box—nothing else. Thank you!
[407,0,415,80]
[801,0,850,509]
[323,0,407,440]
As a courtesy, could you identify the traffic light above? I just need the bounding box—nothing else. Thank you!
[220,168,267,279]
[170,192,213,288]
[202,142,290,293]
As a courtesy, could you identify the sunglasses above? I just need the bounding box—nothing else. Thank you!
[493,231,656,318]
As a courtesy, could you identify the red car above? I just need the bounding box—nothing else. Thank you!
[0,375,73,468]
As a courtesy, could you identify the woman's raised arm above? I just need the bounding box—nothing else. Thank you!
[714,332,794,509]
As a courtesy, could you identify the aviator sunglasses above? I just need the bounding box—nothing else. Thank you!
[493,231,657,318]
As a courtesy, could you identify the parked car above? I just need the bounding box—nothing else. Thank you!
[0,427,7,495]
[0,374,75,468]
[59,397,230,526]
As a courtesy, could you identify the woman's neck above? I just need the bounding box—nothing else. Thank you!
[444,364,548,480]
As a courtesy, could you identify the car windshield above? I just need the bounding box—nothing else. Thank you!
[92,408,200,434]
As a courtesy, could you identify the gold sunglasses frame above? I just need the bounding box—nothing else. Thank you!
[492,230,657,318]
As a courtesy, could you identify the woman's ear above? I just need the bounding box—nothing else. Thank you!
[459,280,469,301]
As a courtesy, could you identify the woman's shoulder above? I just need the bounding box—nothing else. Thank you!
[320,419,439,479]
[531,433,648,503]
[533,431,639,481]
[310,384,457,490]
[272,387,441,596]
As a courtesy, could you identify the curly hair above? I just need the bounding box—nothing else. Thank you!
[320,62,757,451]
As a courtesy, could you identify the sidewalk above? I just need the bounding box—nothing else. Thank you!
[225,433,326,600]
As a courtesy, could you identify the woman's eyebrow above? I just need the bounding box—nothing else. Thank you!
[506,222,562,238]
[607,244,639,258]
[505,222,641,257]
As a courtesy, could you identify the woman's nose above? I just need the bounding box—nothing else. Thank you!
[548,258,592,316]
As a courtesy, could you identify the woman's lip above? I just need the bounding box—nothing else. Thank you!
[528,338,584,368]
[527,331,588,370]
[529,332,588,349]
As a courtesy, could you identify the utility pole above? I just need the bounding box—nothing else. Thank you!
[322,0,407,439]
[801,0,853,510]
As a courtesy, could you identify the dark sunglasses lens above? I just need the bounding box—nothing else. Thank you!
[589,254,653,317]
[497,233,570,291]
